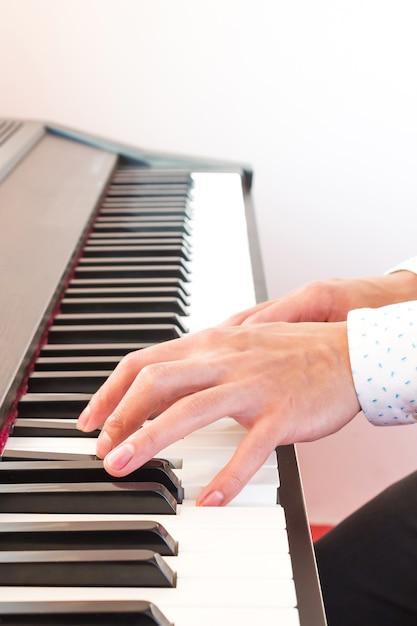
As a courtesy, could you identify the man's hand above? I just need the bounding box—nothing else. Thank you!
[222,271,417,325]
[77,321,360,506]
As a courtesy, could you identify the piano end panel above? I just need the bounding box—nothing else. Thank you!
[242,181,268,304]
[277,445,328,626]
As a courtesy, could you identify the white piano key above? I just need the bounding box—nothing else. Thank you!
[4,436,97,456]
[185,173,257,332]
[169,525,290,555]
[0,577,297,609]
[0,503,287,530]
[177,465,279,505]
[156,606,301,626]
[0,506,290,554]
[164,550,293,579]
[4,418,279,469]
[3,438,279,503]
[0,506,296,616]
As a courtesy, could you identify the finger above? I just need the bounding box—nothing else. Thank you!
[96,358,228,460]
[77,335,198,432]
[101,381,252,477]
[196,419,276,506]
[219,302,272,326]
[77,353,143,432]
[241,296,305,324]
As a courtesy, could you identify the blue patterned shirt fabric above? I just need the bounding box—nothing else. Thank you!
[347,256,417,426]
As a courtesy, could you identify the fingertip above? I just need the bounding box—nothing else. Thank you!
[103,441,135,475]
[196,489,225,507]
[96,430,113,459]
[77,403,91,431]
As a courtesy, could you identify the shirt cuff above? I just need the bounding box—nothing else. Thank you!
[347,301,417,426]
[386,255,417,276]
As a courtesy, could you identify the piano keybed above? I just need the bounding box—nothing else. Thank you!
[0,123,326,626]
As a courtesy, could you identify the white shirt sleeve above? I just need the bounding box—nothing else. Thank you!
[347,301,417,426]
[386,255,417,276]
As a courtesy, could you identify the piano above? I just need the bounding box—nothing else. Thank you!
[0,119,327,625]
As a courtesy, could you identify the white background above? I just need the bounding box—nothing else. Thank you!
[2,0,417,523]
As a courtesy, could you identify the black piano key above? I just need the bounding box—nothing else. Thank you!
[74,264,189,280]
[18,393,91,418]
[27,371,110,393]
[99,208,191,218]
[0,459,183,502]
[0,519,178,555]
[107,181,190,196]
[0,600,173,626]
[10,418,100,438]
[113,168,192,182]
[102,194,190,202]
[34,355,123,371]
[107,174,193,182]
[93,205,191,215]
[65,285,189,300]
[88,230,190,241]
[47,323,183,344]
[0,549,176,587]
[111,172,192,182]
[82,244,190,260]
[77,256,190,271]
[60,297,188,315]
[85,236,191,250]
[108,182,191,193]
[95,209,190,218]
[101,208,191,217]
[103,188,190,194]
[93,213,191,221]
[40,343,153,357]
[54,312,188,330]
[0,481,177,514]
[95,213,190,222]
[92,222,190,234]
[68,275,190,295]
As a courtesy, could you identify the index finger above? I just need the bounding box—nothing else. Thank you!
[76,333,198,432]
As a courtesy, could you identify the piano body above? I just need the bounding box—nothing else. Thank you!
[0,119,327,625]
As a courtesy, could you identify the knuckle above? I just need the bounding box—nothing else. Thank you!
[224,468,246,493]
[140,422,161,452]
[138,363,166,390]
[195,326,224,349]
[303,280,327,299]
[119,350,140,372]
[105,408,127,435]
[177,392,208,421]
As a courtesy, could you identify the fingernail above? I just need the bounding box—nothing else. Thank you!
[77,404,91,431]
[96,430,112,459]
[105,442,135,471]
[197,490,225,507]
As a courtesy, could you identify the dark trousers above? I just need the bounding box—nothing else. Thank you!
[314,471,417,626]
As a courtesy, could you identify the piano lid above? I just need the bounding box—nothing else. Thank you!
[0,119,253,188]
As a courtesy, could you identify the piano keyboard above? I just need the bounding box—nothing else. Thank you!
[0,121,326,626]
